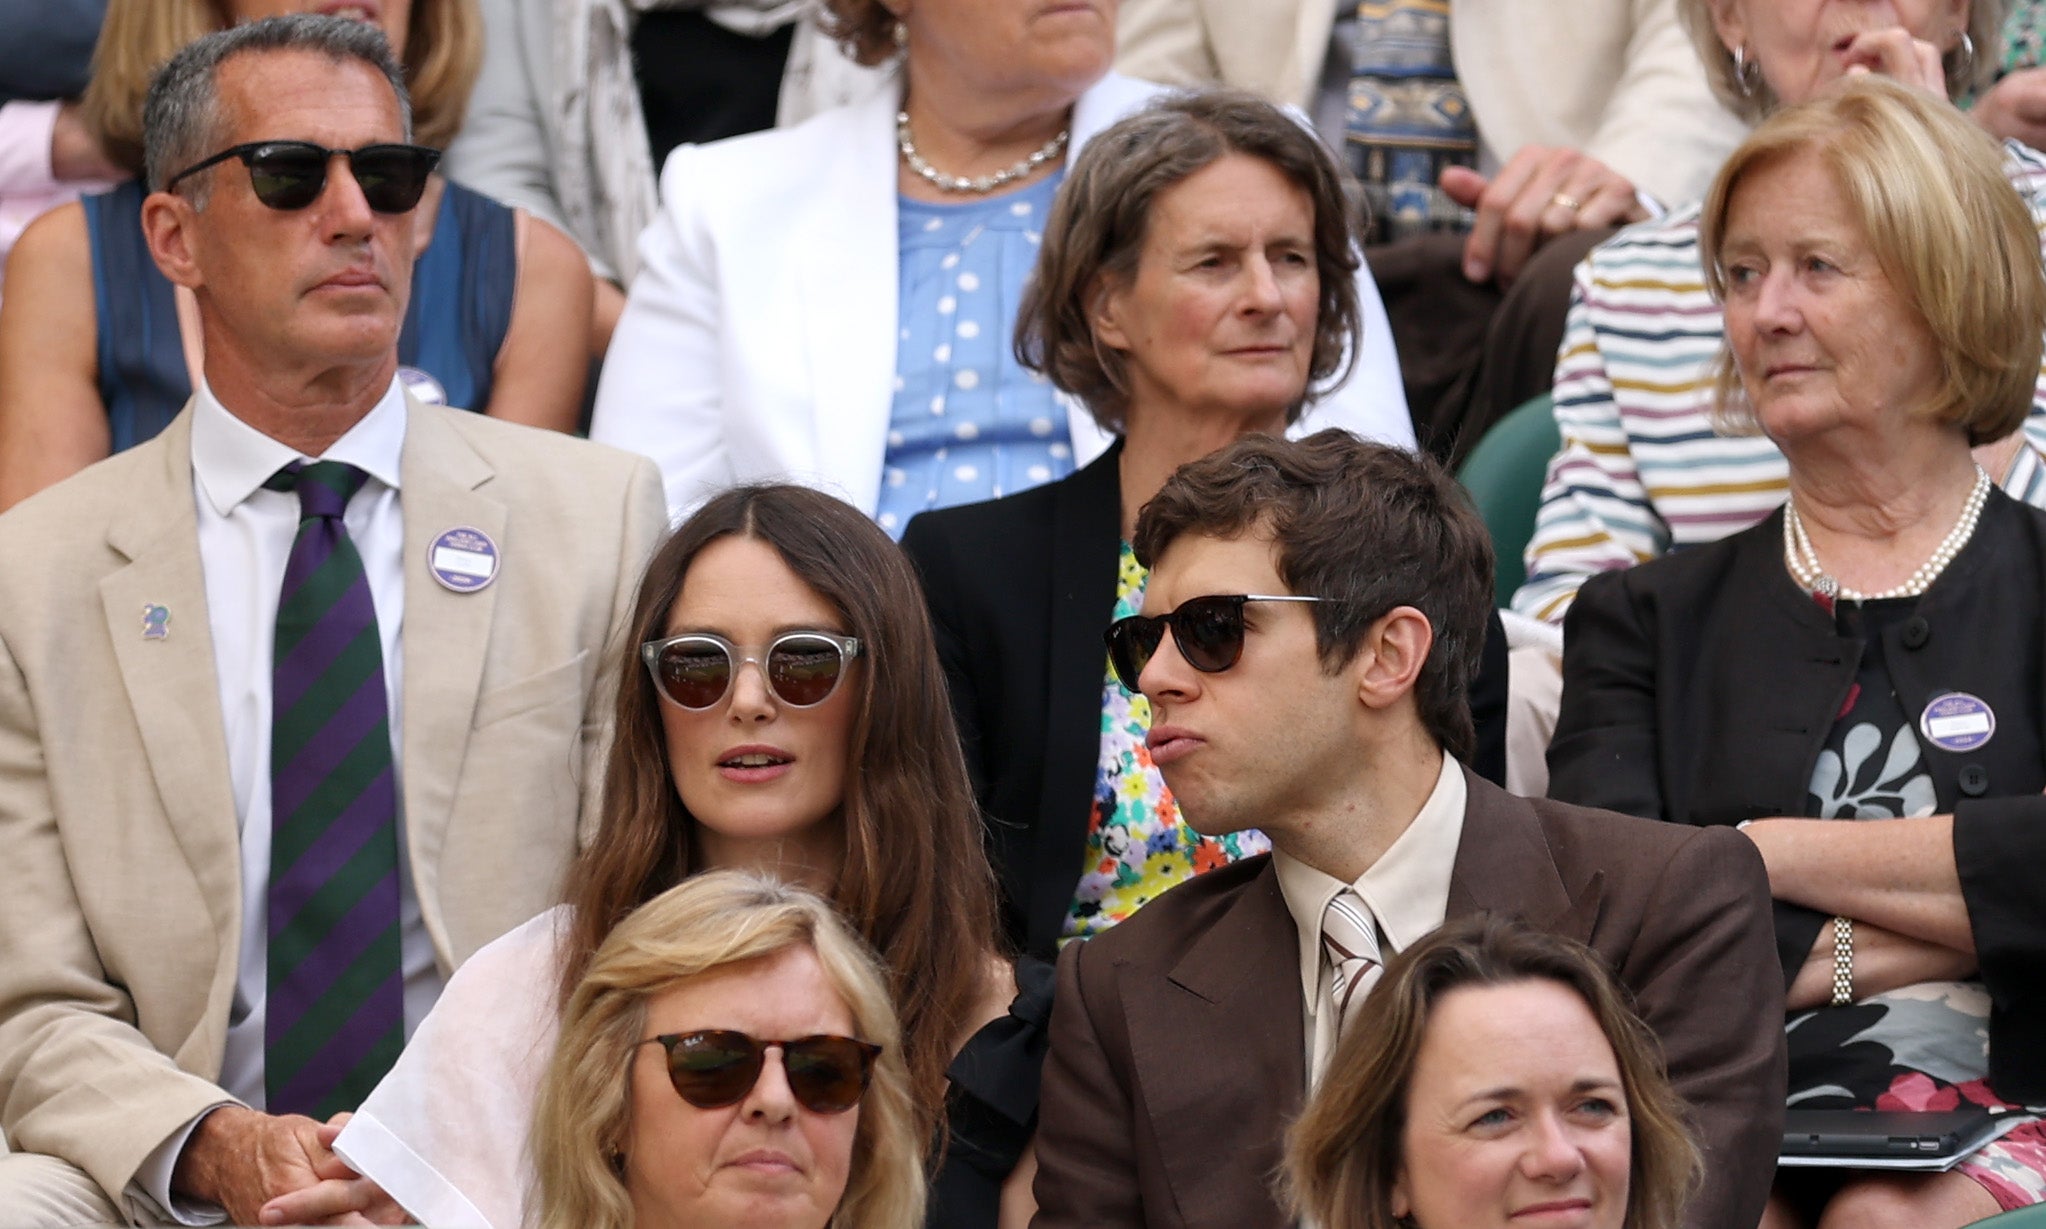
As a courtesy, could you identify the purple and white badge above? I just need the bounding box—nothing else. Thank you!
[428,526,499,593]
[397,365,448,406]
[1919,691,1995,754]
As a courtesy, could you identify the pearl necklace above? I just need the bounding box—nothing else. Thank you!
[1782,464,1992,601]
[896,112,1068,194]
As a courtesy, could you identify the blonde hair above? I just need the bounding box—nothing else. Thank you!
[1677,0,2006,124]
[530,872,927,1229]
[81,0,480,175]
[1697,74,2046,446]
[1285,916,1702,1229]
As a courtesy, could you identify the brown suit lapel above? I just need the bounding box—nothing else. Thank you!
[98,413,241,946]
[1133,862,1304,1229]
[1447,769,1602,945]
[393,399,504,963]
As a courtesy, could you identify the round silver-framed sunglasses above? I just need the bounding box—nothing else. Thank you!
[640,631,863,710]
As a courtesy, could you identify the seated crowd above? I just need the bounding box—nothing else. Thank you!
[0,3,2044,1229]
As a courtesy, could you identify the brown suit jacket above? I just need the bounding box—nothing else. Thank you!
[0,400,665,1211]
[1033,768,1785,1229]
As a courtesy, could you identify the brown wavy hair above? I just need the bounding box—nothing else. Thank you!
[81,0,479,175]
[1286,915,1703,1229]
[557,483,1001,1145]
[818,0,902,68]
[1133,430,1492,762]
[1016,89,1363,434]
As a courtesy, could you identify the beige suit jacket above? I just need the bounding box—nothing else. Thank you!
[1116,0,1749,205]
[0,398,665,1210]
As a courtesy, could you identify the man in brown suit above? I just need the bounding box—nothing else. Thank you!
[1032,431,1784,1229]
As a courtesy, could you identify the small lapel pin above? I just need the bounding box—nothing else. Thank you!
[141,604,170,641]
[428,526,500,593]
[1920,691,1995,754]
[397,365,448,406]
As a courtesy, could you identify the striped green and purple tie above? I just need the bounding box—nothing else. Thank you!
[263,460,403,1120]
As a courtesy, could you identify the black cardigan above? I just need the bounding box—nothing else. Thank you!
[1550,490,2046,1101]
[903,444,1509,957]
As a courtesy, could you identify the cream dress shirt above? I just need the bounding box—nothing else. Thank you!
[134,379,443,1222]
[1275,752,1466,1085]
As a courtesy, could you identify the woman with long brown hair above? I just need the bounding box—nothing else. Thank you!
[268,484,1035,1228]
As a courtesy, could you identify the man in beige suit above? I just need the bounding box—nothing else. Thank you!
[0,16,664,1225]
[1118,0,1748,458]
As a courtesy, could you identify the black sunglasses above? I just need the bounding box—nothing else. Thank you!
[1105,594,1336,691]
[641,631,862,711]
[164,140,441,213]
[638,1030,881,1114]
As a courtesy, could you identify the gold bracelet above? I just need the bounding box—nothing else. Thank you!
[1830,915,1854,1007]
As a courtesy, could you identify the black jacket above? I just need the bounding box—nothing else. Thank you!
[1551,490,2046,1101]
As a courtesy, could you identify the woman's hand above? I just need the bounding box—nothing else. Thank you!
[1438,146,1648,286]
[1785,919,1977,1011]
[1839,28,1951,97]
[1973,67,2046,149]
[252,1114,408,1226]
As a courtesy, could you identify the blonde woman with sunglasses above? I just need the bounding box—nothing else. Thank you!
[264,483,1043,1229]
[530,870,924,1229]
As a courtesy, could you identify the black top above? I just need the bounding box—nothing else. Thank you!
[633,10,795,163]
[903,444,1511,957]
[930,954,1055,1228]
[1550,490,2046,1101]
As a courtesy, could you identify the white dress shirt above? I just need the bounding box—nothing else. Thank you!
[1275,752,1466,1084]
[133,378,443,1222]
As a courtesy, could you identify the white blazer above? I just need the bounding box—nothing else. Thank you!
[589,71,1413,520]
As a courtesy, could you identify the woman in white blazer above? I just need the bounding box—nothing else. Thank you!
[589,0,1411,528]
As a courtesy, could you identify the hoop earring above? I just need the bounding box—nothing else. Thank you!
[1954,30,1977,87]
[1732,44,1760,97]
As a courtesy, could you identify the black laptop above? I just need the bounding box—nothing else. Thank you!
[1780,1107,2009,1167]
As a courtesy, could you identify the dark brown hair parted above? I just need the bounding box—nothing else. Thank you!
[1131,430,1491,760]
[556,483,1001,1145]
[818,0,901,68]
[1285,915,1703,1229]
[1016,89,1363,434]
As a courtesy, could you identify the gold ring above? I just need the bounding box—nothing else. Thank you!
[1550,192,1583,212]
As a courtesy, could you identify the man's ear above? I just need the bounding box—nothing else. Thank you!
[140,190,205,291]
[1354,606,1433,712]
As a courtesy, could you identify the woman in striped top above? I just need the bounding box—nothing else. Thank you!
[1514,0,2046,626]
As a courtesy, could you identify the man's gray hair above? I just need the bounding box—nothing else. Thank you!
[143,14,412,201]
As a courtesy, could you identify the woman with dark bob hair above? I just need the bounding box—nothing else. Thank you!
[1285,915,1702,1229]
[903,90,1506,959]
[290,484,1043,1229]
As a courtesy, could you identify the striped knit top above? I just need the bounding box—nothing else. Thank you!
[1513,139,2046,625]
